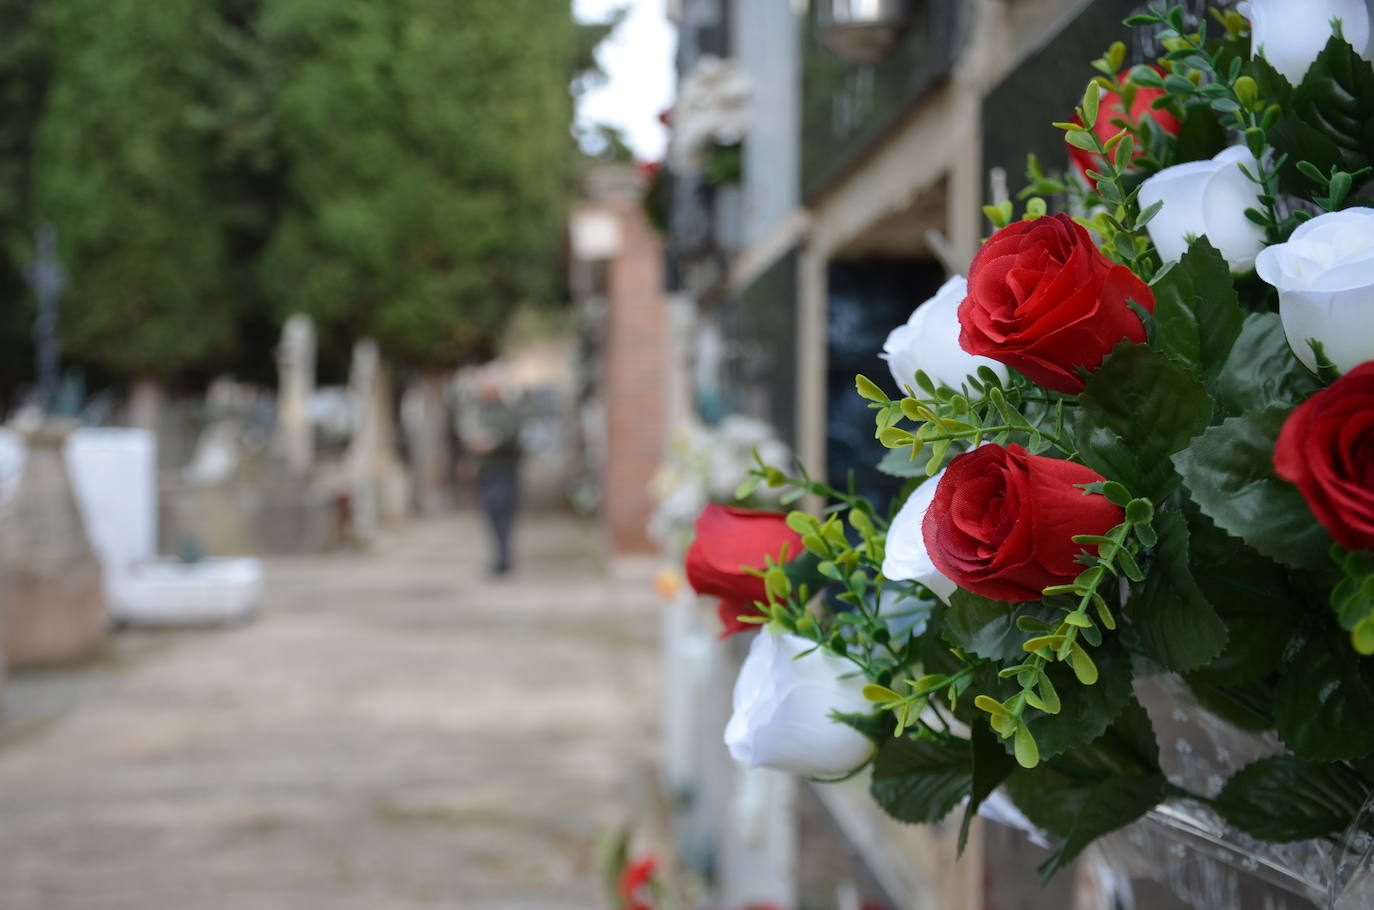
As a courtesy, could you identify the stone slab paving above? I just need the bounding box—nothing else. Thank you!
[0,513,659,909]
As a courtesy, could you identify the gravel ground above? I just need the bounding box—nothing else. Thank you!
[0,512,659,910]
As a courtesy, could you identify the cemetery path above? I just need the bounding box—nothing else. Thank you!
[0,512,660,910]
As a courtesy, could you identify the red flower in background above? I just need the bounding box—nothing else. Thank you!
[1274,362,1374,551]
[685,504,802,636]
[923,444,1123,602]
[1067,73,1180,186]
[959,213,1154,394]
[618,854,658,909]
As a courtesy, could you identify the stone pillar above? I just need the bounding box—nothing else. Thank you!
[602,195,669,555]
[127,377,165,436]
[0,422,105,668]
[275,314,316,476]
[345,339,382,544]
[408,370,452,516]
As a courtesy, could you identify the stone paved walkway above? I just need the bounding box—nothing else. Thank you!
[0,513,659,909]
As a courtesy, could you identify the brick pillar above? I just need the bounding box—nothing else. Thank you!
[603,199,668,555]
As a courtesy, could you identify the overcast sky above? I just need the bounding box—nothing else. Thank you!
[573,0,676,161]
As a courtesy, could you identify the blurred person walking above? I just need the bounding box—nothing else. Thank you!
[461,365,523,575]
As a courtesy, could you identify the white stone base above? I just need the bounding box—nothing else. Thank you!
[109,558,263,626]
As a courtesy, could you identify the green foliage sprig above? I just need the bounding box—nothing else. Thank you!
[856,369,1076,478]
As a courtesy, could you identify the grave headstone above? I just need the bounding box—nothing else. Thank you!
[0,422,104,668]
[276,314,316,475]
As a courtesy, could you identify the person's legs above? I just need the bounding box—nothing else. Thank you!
[478,472,518,574]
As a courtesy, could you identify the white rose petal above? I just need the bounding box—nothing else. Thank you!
[725,631,874,778]
[1138,147,1267,272]
[1255,207,1374,372]
[882,466,957,604]
[882,276,1007,393]
[1244,0,1373,85]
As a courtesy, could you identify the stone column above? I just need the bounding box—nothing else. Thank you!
[408,370,452,516]
[275,314,316,476]
[0,422,105,668]
[345,339,382,544]
[127,377,165,437]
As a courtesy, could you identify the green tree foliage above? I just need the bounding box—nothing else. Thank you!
[572,5,626,97]
[259,0,576,369]
[0,0,48,406]
[33,0,235,379]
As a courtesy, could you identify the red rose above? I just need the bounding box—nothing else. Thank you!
[959,213,1154,393]
[1274,362,1374,551]
[1067,75,1181,186]
[684,503,803,636]
[922,444,1124,602]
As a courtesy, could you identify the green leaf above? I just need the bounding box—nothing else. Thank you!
[1275,629,1374,761]
[1036,774,1165,880]
[943,590,1057,662]
[1025,639,1134,761]
[1184,507,1303,685]
[834,708,898,743]
[869,736,971,824]
[1215,756,1370,842]
[958,717,1018,854]
[1171,101,1229,164]
[855,373,887,402]
[877,444,936,478]
[863,684,902,703]
[975,638,1135,763]
[1150,237,1244,381]
[1333,549,1374,635]
[1003,701,1165,881]
[1076,343,1212,502]
[1185,676,1277,731]
[1268,36,1374,195]
[1171,408,1334,571]
[1013,721,1039,768]
[781,551,825,593]
[1125,511,1228,672]
[1216,313,1322,415]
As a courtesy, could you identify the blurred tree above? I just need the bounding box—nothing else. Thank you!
[572,5,627,98]
[33,0,235,398]
[259,0,576,369]
[577,122,636,163]
[0,0,49,410]
[200,0,296,386]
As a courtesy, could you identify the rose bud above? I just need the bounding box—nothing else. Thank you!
[1137,146,1267,273]
[1273,362,1374,552]
[1255,207,1374,374]
[725,631,874,777]
[684,503,803,636]
[959,213,1155,394]
[922,444,1124,602]
[881,275,1007,393]
[1066,74,1180,187]
[1244,0,1373,86]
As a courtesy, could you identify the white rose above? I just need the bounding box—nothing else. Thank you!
[882,276,1007,393]
[1242,0,1374,85]
[1137,146,1267,272]
[1254,207,1374,373]
[881,466,957,604]
[724,631,875,777]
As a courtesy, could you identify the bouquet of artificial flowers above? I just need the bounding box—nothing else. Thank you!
[685,1,1374,883]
